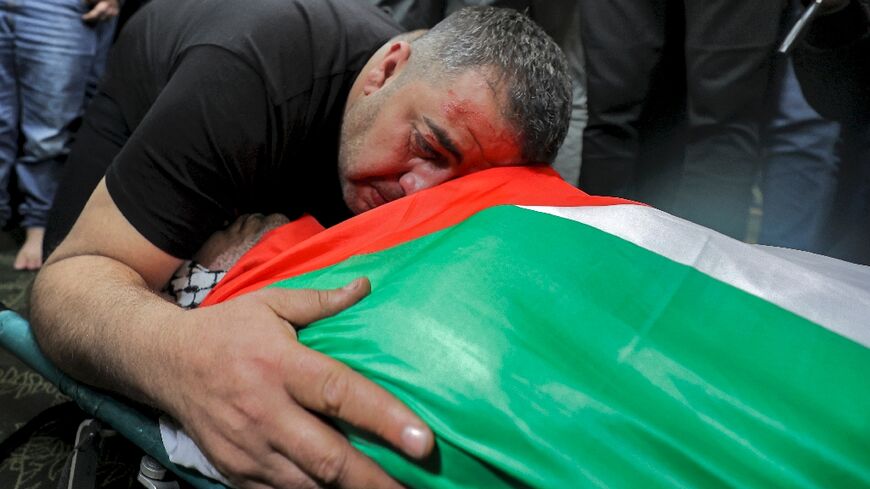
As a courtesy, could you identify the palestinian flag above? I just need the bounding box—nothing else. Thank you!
[176,166,870,488]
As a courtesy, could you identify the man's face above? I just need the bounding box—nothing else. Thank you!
[338,69,523,214]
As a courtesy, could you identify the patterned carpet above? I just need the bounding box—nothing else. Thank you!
[0,229,143,489]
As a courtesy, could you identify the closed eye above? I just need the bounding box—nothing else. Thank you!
[413,129,449,168]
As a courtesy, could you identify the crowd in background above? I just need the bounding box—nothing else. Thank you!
[1,0,868,269]
[0,0,118,269]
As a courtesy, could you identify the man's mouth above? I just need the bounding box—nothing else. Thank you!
[369,186,387,208]
[368,182,405,208]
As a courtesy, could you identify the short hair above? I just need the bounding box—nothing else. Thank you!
[408,7,572,164]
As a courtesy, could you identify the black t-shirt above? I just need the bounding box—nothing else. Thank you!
[102,0,401,258]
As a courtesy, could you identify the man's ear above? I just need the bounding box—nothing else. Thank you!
[361,41,412,95]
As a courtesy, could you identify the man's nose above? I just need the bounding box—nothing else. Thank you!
[399,169,451,195]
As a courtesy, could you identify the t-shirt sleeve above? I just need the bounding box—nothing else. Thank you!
[105,45,270,258]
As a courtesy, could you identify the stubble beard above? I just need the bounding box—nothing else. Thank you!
[337,87,388,214]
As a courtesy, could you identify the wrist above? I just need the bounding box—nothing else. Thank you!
[128,306,196,413]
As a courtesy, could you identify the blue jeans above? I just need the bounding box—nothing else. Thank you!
[0,0,115,228]
[759,3,841,253]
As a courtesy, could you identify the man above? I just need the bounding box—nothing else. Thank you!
[30,0,572,487]
[370,0,587,185]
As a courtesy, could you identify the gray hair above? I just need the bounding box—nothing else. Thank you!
[408,7,572,164]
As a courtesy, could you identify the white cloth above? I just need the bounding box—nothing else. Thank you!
[159,416,234,487]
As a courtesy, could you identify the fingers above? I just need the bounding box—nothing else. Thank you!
[81,0,119,22]
[257,279,433,458]
[260,277,372,327]
[208,400,405,489]
[216,278,428,486]
[258,278,433,458]
[263,212,291,228]
[272,402,406,489]
[227,213,252,233]
[286,344,434,460]
[240,213,265,234]
[229,450,320,489]
[224,213,287,241]
[201,432,319,489]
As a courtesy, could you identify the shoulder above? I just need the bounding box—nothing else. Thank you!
[173,0,402,102]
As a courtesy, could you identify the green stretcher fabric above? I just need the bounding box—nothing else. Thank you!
[264,206,870,489]
[0,308,227,489]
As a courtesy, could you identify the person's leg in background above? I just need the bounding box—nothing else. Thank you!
[822,124,870,265]
[632,0,687,213]
[530,0,586,185]
[759,1,840,253]
[0,4,18,234]
[85,11,116,100]
[550,83,586,186]
[675,0,786,239]
[12,0,102,269]
[577,0,666,198]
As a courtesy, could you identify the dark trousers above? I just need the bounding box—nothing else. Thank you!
[579,0,785,238]
[759,2,841,253]
[824,125,870,266]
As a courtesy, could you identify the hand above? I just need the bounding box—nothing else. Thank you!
[82,0,120,23]
[160,278,433,488]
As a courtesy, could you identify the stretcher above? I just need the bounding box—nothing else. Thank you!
[2,167,869,488]
[0,305,225,489]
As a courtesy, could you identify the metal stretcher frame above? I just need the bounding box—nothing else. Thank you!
[0,306,226,489]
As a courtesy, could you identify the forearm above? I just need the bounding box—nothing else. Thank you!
[31,254,185,408]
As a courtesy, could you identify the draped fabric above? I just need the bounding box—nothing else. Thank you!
[167,166,870,488]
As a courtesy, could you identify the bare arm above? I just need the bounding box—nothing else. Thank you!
[31,180,433,488]
[32,179,183,402]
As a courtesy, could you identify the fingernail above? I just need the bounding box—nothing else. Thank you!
[401,425,430,458]
[341,279,359,291]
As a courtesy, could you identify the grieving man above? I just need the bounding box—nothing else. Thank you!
[30,0,571,487]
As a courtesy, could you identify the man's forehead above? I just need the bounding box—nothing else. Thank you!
[436,82,520,165]
[439,69,503,116]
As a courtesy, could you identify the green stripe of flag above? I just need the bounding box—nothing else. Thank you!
[523,204,870,346]
[269,205,869,489]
